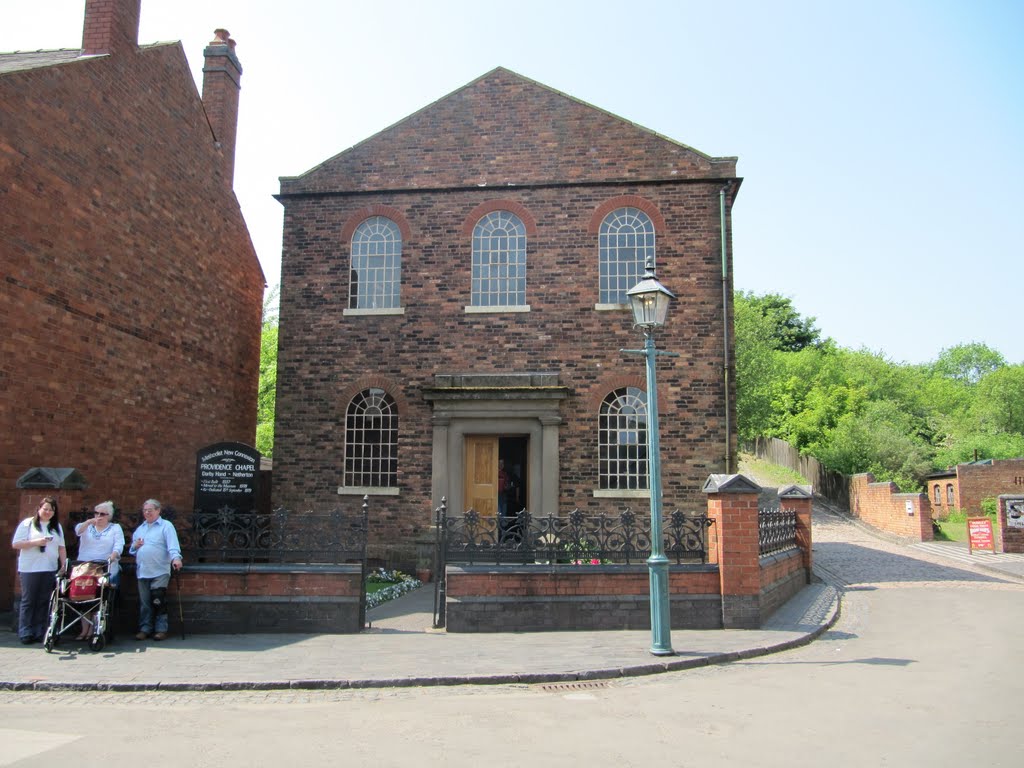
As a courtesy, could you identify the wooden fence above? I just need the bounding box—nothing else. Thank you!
[748,437,850,511]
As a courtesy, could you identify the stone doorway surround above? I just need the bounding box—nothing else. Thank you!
[422,373,570,515]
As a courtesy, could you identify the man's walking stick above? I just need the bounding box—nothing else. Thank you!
[174,567,185,640]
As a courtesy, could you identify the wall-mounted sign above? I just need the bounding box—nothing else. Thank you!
[967,517,995,553]
[194,442,260,513]
[1007,500,1024,530]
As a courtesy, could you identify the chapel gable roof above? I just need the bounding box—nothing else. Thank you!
[280,67,737,196]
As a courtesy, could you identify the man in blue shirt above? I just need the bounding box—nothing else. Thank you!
[129,499,182,641]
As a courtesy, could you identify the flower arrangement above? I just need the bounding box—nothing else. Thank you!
[365,568,422,609]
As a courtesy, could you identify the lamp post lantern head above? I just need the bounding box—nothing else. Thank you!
[626,260,675,329]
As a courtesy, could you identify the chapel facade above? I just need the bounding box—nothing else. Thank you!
[274,68,740,568]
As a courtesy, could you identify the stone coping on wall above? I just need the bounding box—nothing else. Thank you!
[446,563,719,575]
[758,547,802,568]
[182,563,363,575]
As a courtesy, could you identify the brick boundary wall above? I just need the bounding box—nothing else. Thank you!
[849,473,933,541]
[999,496,1024,554]
[759,549,806,619]
[171,565,364,633]
[13,564,365,636]
[444,475,813,633]
[444,565,722,633]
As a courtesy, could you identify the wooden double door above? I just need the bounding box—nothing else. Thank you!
[463,435,528,516]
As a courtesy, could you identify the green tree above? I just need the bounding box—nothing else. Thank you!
[256,285,279,457]
[970,364,1024,435]
[932,342,1006,385]
[734,292,779,440]
[816,400,933,491]
[736,291,821,352]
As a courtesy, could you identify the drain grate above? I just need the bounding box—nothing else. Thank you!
[537,680,610,693]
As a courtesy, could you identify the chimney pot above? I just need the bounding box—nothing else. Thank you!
[202,30,244,187]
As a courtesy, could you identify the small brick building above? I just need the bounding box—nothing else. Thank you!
[926,458,1024,517]
[0,0,264,604]
[275,68,740,569]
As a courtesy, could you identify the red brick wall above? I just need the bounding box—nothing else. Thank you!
[445,568,720,598]
[849,474,933,540]
[275,183,734,558]
[760,548,803,590]
[0,45,264,604]
[283,68,737,195]
[955,459,1024,516]
[179,570,361,599]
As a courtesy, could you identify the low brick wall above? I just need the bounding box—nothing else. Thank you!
[759,548,806,620]
[11,563,365,636]
[444,565,722,632]
[849,473,933,541]
[118,564,365,634]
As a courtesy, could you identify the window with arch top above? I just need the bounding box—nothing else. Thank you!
[471,210,527,308]
[344,388,398,488]
[599,207,655,305]
[349,216,401,310]
[599,387,649,490]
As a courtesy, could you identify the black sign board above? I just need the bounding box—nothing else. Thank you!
[194,442,260,512]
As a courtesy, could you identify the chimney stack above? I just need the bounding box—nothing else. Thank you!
[202,29,243,187]
[82,0,140,56]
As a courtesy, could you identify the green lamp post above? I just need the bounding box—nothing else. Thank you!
[624,259,676,656]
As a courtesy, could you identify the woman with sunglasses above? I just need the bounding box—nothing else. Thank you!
[11,496,67,644]
[73,500,125,640]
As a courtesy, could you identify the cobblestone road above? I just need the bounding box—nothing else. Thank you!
[811,504,1024,591]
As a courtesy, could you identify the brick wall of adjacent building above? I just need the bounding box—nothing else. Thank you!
[954,459,1024,516]
[1,41,263,604]
[927,474,960,517]
[849,474,933,540]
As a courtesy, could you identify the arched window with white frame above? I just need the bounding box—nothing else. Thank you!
[349,216,402,310]
[598,207,655,305]
[471,210,527,307]
[344,388,398,488]
[598,387,649,490]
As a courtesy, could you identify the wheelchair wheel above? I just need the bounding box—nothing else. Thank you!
[43,590,61,653]
[89,635,105,653]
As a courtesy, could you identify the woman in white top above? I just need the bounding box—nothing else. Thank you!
[11,496,67,644]
[74,500,125,640]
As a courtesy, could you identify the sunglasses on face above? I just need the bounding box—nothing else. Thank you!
[94,512,111,517]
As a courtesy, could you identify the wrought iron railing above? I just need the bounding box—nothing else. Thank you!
[436,501,714,566]
[758,507,798,556]
[68,503,369,565]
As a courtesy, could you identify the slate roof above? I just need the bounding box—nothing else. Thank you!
[0,48,91,75]
[0,42,177,75]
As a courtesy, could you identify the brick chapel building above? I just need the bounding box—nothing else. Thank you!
[0,0,264,603]
[274,67,740,568]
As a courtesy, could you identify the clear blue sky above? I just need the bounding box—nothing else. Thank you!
[4,1,1021,365]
